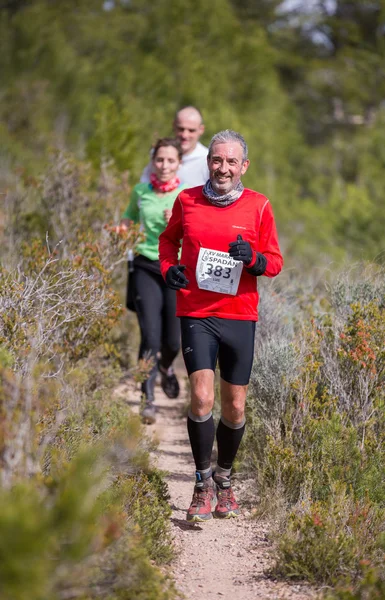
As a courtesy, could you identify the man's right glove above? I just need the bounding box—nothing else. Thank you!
[228,235,253,265]
[165,265,189,290]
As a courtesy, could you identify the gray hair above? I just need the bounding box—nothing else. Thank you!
[208,130,248,162]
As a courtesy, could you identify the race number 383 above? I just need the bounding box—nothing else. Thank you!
[196,247,243,295]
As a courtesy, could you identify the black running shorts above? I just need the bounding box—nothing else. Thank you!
[180,316,256,386]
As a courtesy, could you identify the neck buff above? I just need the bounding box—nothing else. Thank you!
[150,173,181,193]
[202,180,244,207]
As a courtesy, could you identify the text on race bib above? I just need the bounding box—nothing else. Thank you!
[196,247,243,296]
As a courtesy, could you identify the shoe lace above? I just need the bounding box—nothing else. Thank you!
[191,487,211,508]
[217,486,235,508]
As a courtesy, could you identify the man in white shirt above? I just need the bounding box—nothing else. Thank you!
[140,106,209,187]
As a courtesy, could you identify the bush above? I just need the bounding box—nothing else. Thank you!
[2,151,133,255]
[273,485,385,585]
[0,452,176,600]
[240,267,385,589]
[0,348,176,599]
[324,538,385,599]
[0,153,176,599]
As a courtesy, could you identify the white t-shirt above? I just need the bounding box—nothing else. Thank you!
[140,142,209,187]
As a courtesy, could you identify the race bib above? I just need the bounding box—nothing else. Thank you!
[196,247,243,295]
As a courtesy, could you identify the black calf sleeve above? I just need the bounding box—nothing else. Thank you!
[216,416,246,470]
[187,412,215,471]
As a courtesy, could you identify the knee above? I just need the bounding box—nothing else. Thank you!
[222,404,245,425]
[140,329,159,354]
[191,384,214,416]
[221,396,246,424]
[167,339,180,356]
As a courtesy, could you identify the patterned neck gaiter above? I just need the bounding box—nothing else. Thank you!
[202,180,244,207]
[150,173,181,193]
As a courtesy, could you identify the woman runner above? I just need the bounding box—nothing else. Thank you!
[121,138,188,423]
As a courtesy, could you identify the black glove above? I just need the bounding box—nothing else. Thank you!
[165,265,189,290]
[246,253,267,276]
[229,234,267,276]
[228,235,253,265]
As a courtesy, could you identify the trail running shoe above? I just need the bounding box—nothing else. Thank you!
[159,365,180,399]
[186,479,215,522]
[141,402,156,425]
[214,477,240,519]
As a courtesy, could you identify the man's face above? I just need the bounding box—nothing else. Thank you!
[173,114,204,156]
[207,142,249,195]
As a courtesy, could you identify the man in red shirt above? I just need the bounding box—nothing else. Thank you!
[159,130,283,522]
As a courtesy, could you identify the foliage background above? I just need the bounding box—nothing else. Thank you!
[1,0,384,267]
[1,1,385,598]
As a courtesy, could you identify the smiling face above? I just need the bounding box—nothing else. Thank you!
[207,142,250,195]
[152,145,181,182]
[173,108,205,156]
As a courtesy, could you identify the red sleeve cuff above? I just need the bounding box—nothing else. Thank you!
[245,251,257,268]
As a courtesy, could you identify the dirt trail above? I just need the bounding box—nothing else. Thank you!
[116,369,316,600]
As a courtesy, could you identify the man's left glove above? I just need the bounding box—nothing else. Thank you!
[228,235,253,265]
[165,265,189,290]
[229,234,267,276]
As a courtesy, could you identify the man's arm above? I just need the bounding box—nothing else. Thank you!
[250,200,283,278]
[229,201,282,277]
[158,195,184,279]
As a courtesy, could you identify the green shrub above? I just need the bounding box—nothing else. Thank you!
[273,485,385,585]
[111,471,174,565]
[0,451,176,600]
[0,162,176,600]
[324,538,385,599]
[241,268,385,590]
[244,269,385,502]
[0,350,176,598]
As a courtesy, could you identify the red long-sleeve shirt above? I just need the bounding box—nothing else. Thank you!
[159,186,283,321]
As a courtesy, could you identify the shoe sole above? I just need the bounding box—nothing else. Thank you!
[214,509,240,519]
[186,512,213,522]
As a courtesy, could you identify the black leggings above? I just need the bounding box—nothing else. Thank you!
[132,265,180,399]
